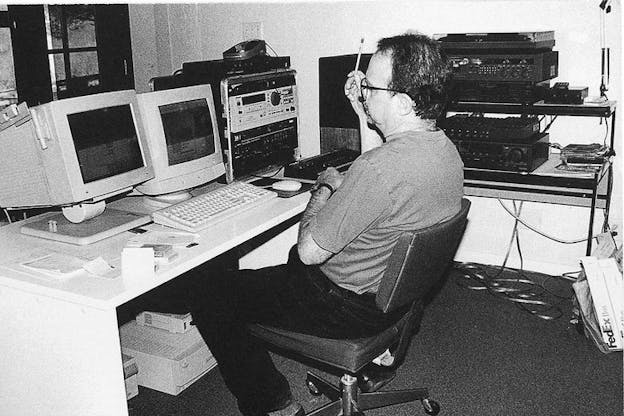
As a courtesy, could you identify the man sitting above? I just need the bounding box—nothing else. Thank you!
[190,32,464,416]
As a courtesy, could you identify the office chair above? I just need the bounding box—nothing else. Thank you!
[249,198,470,416]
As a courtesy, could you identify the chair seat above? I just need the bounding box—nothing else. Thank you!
[248,314,407,374]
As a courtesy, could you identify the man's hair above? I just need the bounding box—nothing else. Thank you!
[377,32,449,119]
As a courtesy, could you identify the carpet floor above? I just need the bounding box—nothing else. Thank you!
[125,265,623,416]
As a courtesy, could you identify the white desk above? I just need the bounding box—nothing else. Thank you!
[0,192,309,416]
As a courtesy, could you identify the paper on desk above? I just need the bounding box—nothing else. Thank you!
[82,256,116,278]
[21,252,89,280]
[126,230,199,248]
[20,252,117,281]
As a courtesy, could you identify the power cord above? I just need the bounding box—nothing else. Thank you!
[455,201,574,320]
[251,165,285,179]
[542,115,558,133]
[601,116,610,146]
[2,208,12,224]
[264,41,278,57]
[497,199,604,244]
[455,263,571,320]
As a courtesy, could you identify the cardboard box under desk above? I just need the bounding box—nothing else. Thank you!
[122,353,139,400]
[119,320,217,396]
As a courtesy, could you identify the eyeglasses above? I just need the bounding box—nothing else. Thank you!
[359,78,408,102]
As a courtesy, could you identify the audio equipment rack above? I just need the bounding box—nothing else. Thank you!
[446,100,617,255]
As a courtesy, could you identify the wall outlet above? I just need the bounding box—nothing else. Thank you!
[242,21,263,40]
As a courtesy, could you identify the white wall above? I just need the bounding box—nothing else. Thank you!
[129,0,622,275]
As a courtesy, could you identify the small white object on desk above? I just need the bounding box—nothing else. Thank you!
[82,256,116,278]
[121,247,155,282]
[127,230,199,248]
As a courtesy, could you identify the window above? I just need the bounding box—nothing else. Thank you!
[8,4,134,106]
[45,4,101,100]
[0,7,18,110]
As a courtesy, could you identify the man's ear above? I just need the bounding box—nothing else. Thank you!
[396,93,415,116]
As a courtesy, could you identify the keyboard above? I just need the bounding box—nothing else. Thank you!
[283,148,360,180]
[151,182,278,232]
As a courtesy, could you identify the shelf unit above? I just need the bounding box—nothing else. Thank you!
[447,100,617,255]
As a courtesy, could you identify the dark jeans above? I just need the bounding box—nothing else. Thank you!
[188,246,404,416]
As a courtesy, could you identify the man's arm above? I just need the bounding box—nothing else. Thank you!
[297,167,344,265]
[297,185,334,265]
[359,115,383,153]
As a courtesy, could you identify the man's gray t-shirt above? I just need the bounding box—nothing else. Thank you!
[310,129,464,294]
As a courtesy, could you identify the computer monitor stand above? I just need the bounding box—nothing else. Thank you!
[21,209,151,245]
[142,190,192,210]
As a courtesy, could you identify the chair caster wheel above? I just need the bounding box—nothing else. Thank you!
[307,380,322,396]
[422,398,440,415]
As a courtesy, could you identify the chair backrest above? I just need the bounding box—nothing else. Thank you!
[376,198,470,313]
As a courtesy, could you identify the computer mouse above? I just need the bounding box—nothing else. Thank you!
[272,180,302,192]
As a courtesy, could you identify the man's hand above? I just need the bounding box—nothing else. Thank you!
[344,70,383,153]
[315,167,344,193]
[344,70,367,119]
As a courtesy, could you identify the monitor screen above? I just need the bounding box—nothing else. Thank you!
[68,104,144,183]
[159,98,215,166]
[135,84,225,200]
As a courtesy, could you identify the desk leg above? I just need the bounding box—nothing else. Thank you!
[603,109,616,231]
[0,286,128,416]
[586,173,599,255]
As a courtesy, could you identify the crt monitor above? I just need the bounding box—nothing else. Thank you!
[134,84,225,205]
[0,90,154,245]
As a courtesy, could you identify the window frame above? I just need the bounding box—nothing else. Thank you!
[8,4,134,106]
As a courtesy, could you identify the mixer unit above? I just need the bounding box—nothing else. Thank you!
[452,133,550,172]
[221,69,299,182]
[446,51,558,82]
[440,115,541,141]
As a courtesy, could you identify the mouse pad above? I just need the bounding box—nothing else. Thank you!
[249,177,314,198]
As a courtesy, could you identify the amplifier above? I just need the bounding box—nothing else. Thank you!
[435,31,555,50]
[449,80,548,104]
[221,69,299,182]
[150,56,291,91]
[441,115,541,141]
[543,83,588,104]
[182,56,291,81]
[452,133,550,172]
[446,51,558,82]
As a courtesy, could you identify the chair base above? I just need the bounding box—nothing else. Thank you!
[305,371,440,416]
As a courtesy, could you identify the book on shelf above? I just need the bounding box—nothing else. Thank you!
[580,256,622,351]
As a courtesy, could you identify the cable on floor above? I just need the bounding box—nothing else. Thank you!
[455,201,574,320]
